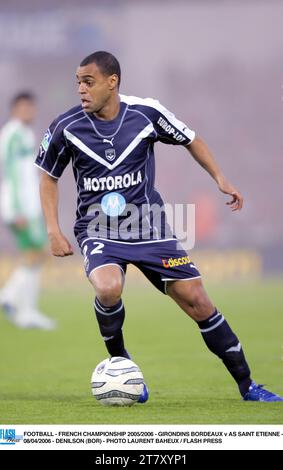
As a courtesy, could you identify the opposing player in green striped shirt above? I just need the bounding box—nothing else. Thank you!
[0,92,55,329]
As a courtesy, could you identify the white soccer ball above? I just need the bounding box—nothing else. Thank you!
[91,357,144,406]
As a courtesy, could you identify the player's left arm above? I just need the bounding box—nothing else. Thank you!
[186,136,243,211]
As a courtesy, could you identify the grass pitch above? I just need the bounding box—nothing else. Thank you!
[0,279,282,424]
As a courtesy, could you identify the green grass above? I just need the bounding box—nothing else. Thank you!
[0,279,282,424]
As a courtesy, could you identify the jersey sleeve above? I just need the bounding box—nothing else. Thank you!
[35,118,71,179]
[150,100,195,146]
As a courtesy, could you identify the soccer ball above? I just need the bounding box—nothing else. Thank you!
[91,357,144,406]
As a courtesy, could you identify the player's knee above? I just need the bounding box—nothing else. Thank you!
[95,279,122,306]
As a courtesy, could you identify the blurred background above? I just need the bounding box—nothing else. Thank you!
[0,0,283,284]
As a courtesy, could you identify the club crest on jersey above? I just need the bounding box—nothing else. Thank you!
[105,148,116,161]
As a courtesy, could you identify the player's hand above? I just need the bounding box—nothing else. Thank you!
[217,177,243,211]
[48,231,74,257]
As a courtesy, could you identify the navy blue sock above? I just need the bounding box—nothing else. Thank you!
[197,309,252,396]
[94,298,129,358]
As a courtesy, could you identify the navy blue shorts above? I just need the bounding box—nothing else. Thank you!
[80,237,201,294]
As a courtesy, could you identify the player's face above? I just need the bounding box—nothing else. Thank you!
[76,63,118,114]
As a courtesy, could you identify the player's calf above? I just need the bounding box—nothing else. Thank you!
[168,279,252,396]
[94,297,128,358]
[90,265,128,358]
[197,309,252,396]
[167,278,214,321]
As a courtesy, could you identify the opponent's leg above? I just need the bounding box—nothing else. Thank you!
[0,248,55,330]
[1,217,55,329]
[89,265,129,358]
[19,249,56,330]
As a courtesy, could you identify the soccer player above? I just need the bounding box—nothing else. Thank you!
[35,51,282,401]
[0,92,56,330]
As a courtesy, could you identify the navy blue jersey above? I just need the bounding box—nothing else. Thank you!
[35,95,195,243]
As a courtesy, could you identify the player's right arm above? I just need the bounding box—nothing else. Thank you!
[39,172,73,256]
[35,118,73,257]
